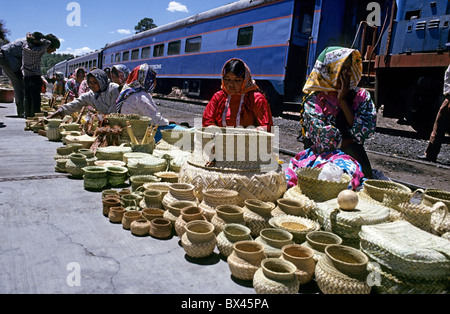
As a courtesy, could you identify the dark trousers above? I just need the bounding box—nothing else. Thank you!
[24,75,42,117]
[341,140,374,179]
[0,52,25,116]
[426,97,450,160]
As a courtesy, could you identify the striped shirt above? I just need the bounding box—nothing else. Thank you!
[22,39,50,77]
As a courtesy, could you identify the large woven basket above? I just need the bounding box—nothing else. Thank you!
[181,233,217,258]
[179,160,286,206]
[269,215,320,244]
[359,221,450,281]
[227,251,261,281]
[295,168,352,202]
[362,179,412,206]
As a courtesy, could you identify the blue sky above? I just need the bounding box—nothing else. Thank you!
[1,0,236,56]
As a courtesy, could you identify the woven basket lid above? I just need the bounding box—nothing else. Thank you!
[359,221,450,277]
[314,197,390,239]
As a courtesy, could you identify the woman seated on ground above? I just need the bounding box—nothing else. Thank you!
[65,67,86,102]
[110,64,130,92]
[52,72,66,97]
[202,58,273,132]
[47,68,120,119]
[285,47,377,190]
[115,63,169,126]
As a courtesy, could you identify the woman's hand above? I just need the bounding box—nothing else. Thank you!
[47,109,63,119]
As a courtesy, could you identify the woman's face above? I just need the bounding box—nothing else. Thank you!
[76,71,85,83]
[87,76,101,93]
[111,71,125,85]
[223,72,244,95]
[335,57,352,89]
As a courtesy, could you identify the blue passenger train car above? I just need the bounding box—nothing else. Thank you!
[375,0,450,135]
[66,50,103,76]
[101,0,379,114]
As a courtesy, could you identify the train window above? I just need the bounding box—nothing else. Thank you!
[110,55,113,63]
[123,51,130,62]
[141,47,151,59]
[168,40,181,55]
[300,13,313,35]
[89,60,92,69]
[115,53,121,62]
[131,49,140,60]
[93,59,97,68]
[237,27,253,46]
[185,36,202,53]
[154,44,164,57]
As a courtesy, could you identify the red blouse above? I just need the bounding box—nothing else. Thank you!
[202,90,273,131]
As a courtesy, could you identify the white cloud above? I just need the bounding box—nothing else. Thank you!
[117,29,132,35]
[167,1,188,13]
[59,38,65,42]
[58,47,94,56]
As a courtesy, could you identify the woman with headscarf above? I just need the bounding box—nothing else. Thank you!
[285,47,377,190]
[52,72,66,97]
[115,63,169,126]
[47,68,120,118]
[65,68,86,101]
[202,58,273,131]
[111,64,130,92]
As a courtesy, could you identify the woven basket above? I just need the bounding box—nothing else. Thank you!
[96,145,133,161]
[269,215,320,244]
[129,175,160,192]
[362,179,412,206]
[127,157,168,176]
[253,259,299,294]
[315,256,372,294]
[422,188,450,209]
[178,160,286,206]
[280,244,316,285]
[255,228,294,258]
[282,186,318,218]
[162,183,197,209]
[149,217,173,239]
[306,231,343,253]
[64,134,96,149]
[154,171,179,183]
[295,168,352,202]
[227,251,260,281]
[242,206,273,237]
[199,189,240,221]
[161,128,195,146]
[217,225,252,257]
[367,262,449,294]
[359,221,450,280]
[315,198,390,240]
[211,205,245,235]
[181,233,217,258]
[142,182,171,197]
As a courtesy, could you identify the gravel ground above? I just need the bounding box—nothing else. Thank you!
[155,97,450,191]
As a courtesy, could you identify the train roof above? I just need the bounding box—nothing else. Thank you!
[104,0,280,49]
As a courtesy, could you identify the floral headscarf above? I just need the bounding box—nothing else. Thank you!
[116,63,156,113]
[221,58,258,95]
[302,47,362,94]
[87,69,109,99]
[111,64,130,84]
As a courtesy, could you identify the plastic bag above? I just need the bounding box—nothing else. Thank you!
[318,163,343,182]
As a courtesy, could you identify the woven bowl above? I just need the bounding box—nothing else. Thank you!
[261,258,297,282]
[276,198,306,217]
[180,206,204,222]
[166,200,198,217]
[155,171,179,183]
[185,220,215,243]
[142,208,165,221]
[260,228,293,249]
[149,217,172,239]
[363,179,412,203]
[216,205,244,223]
[223,224,252,243]
[325,245,369,278]
[244,199,275,218]
[306,231,343,253]
[233,240,265,264]
[422,188,450,209]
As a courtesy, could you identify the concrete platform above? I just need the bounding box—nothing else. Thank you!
[0,102,258,294]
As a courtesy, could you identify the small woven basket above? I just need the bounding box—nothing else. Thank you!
[296,168,352,202]
[362,179,412,205]
[181,233,217,258]
[422,188,450,209]
[227,251,260,281]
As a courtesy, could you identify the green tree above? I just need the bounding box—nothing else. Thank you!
[41,53,74,76]
[134,18,157,34]
[0,19,11,44]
